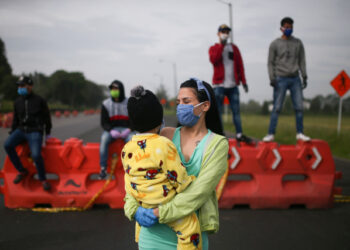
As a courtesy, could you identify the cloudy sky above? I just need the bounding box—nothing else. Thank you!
[1,0,350,102]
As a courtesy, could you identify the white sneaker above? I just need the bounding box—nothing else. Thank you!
[262,134,274,142]
[296,133,311,141]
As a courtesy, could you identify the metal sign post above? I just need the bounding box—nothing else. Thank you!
[337,97,343,135]
[330,70,350,135]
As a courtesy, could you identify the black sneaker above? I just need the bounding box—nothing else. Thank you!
[236,134,253,144]
[42,181,51,191]
[13,169,28,184]
[99,169,108,180]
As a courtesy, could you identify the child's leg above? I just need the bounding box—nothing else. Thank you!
[168,212,202,250]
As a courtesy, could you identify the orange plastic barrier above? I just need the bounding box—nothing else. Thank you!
[72,110,79,117]
[0,138,342,210]
[0,138,125,209]
[54,111,62,118]
[219,139,342,209]
[2,112,13,128]
[63,110,70,117]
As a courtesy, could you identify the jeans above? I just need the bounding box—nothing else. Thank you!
[4,129,46,181]
[99,127,133,168]
[214,86,243,134]
[268,76,304,134]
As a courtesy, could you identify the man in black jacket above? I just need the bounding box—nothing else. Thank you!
[4,76,52,191]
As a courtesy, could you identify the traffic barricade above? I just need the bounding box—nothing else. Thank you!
[54,111,62,118]
[63,110,70,117]
[219,139,342,209]
[2,112,13,128]
[0,137,126,209]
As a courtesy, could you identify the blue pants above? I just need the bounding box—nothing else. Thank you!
[99,127,133,168]
[214,86,243,134]
[4,129,46,181]
[268,76,304,134]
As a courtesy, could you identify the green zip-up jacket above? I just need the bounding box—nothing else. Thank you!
[124,132,228,234]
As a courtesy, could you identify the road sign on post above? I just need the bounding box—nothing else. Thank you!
[330,70,350,135]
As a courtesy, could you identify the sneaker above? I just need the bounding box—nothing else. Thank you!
[262,134,274,142]
[99,168,108,180]
[236,134,253,144]
[296,133,311,141]
[13,169,28,184]
[42,181,51,191]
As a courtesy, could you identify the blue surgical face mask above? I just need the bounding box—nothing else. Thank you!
[176,102,204,127]
[18,87,28,96]
[283,28,293,37]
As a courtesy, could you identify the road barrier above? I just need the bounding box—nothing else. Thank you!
[219,139,342,209]
[54,111,62,118]
[0,137,125,209]
[1,112,13,128]
[0,138,342,209]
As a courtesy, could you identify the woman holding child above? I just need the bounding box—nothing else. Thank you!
[124,78,229,249]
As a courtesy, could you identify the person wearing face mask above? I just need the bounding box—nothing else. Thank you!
[99,79,133,179]
[123,85,203,250]
[263,17,310,142]
[209,24,252,144]
[3,76,52,191]
[124,79,229,250]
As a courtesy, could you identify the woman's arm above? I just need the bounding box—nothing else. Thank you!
[158,137,229,224]
[124,193,139,221]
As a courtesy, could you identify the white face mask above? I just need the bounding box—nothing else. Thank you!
[219,33,229,41]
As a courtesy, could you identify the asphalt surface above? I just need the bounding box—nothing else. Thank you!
[0,113,349,250]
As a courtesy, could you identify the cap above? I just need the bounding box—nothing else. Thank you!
[16,76,33,86]
[218,24,231,32]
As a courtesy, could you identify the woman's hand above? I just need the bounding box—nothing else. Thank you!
[134,207,158,227]
[153,208,159,217]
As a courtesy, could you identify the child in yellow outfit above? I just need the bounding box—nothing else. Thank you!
[122,86,202,250]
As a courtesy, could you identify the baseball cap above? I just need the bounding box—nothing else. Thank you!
[16,76,33,86]
[218,24,231,32]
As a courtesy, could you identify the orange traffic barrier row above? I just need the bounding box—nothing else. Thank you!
[219,139,342,209]
[0,138,342,209]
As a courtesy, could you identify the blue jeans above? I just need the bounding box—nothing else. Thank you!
[268,76,304,134]
[214,86,243,134]
[99,127,133,169]
[4,129,46,181]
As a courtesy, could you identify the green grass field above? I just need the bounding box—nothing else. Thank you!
[223,114,350,160]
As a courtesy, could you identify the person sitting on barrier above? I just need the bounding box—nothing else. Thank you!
[99,80,133,179]
[122,85,203,250]
[124,78,229,250]
[3,76,52,191]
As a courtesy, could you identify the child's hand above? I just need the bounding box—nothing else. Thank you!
[110,130,121,139]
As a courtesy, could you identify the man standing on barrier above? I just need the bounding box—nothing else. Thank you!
[4,76,52,191]
[263,17,310,142]
[99,80,133,179]
[209,24,252,143]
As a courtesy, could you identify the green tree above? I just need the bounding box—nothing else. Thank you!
[0,38,17,101]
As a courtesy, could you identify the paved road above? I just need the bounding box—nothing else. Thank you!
[0,114,349,250]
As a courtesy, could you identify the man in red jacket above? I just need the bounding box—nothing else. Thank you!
[209,24,251,143]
